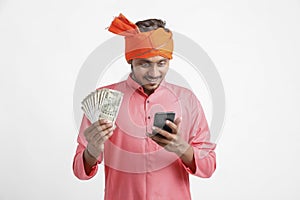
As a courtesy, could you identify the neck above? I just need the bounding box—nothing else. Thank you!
[143,88,154,96]
[130,73,156,96]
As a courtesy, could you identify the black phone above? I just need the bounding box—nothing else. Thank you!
[153,112,175,137]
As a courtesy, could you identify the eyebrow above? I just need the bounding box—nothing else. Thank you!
[137,58,168,63]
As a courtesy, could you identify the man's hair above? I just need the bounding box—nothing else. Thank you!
[135,19,170,32]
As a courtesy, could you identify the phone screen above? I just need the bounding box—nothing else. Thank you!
[153,112,175,134]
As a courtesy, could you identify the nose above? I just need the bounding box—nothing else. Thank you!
[148,65,160,77]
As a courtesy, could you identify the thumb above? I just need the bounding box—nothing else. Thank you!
[174,117,182,133]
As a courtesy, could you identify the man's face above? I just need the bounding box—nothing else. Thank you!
[131,56,170,95]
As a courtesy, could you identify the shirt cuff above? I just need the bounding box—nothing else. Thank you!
[179,145,216,177]
[74,150,99,180]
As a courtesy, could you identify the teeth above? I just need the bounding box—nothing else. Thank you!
[146,77,159,82]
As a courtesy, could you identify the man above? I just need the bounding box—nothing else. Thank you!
[73,13,216,200]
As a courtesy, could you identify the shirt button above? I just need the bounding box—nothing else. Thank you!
[147,100,150,103]
[147,116,150,119]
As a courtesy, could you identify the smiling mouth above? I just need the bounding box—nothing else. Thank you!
[145,76,161,83]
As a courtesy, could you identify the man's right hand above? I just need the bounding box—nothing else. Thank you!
[84,119,114,160]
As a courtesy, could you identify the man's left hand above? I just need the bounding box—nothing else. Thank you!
[149,117,190,156]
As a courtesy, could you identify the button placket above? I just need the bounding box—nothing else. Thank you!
[145,98,152,134]
[145,98,153,172]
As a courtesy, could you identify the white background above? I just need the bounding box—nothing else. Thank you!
[1,0,300,199]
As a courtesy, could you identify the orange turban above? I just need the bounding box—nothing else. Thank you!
[108,13,174,63]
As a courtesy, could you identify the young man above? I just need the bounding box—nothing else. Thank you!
[73,13,216,200]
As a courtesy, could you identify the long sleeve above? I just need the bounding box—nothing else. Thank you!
[73,115,104,180]
[180,95,217,178]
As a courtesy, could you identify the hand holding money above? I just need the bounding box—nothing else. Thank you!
[83,119,114,160]
[81,88,123,165]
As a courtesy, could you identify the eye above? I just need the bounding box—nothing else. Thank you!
[140,62,150,68]
[158,61,167,67]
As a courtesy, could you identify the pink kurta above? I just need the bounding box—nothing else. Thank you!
[73,75,216,200]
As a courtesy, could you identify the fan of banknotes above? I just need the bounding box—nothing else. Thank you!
[81,88,124,124]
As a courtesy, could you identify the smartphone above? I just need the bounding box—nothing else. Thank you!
[153,112,175,137]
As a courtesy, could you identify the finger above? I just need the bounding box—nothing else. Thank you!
[174,117,182,129]
[85,125,102,140]
[90,131,101,142]
[165,120,177,134]
[152,127,173,140]
[151,135,170,145]
[88,119,109,132]
[98,129,114,143]
[84,125,99,140]
[155,141,166,147]
[85,120,109,135]
[97,126,114,139]
[98,118,111,126]
[86,122,112,141]
[146,132,158,139]
[147,131,163,139]
[166,117,182,135]
[84,123,100,136]
[86,128,101,142]
[96,122,113,133]
[146,132,153,138]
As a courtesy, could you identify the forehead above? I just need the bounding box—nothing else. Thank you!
[133,56,168,63]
